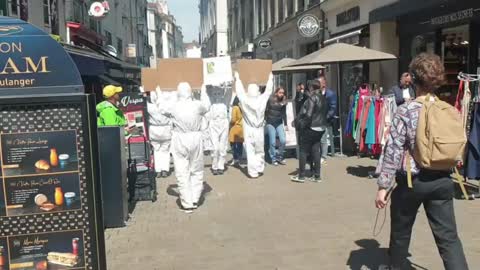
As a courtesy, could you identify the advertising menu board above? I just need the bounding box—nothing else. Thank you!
[118,93,149,142]
[0,95,106,270]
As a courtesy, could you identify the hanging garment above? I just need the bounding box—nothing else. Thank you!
[465,102,480,180]
[352,92,360,140]
[372,99,383,155]
[355,96,368,145]
[344,95,356,137]
[365,98,377,146]
[359,98,372,152]
[355,85,370,123]
[462,82,472,130]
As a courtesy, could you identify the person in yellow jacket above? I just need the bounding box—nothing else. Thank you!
[229,97,244,166]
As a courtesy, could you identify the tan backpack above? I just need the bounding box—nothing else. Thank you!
[407,95,467,188]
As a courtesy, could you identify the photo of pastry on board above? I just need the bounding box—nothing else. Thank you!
[5,173,81,217]
[8,231,85,270]
[1,131,79,178]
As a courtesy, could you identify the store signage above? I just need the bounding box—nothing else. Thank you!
[337,6,360,27]
[430,8,474,25]
[298,14,321,38]
[88,1,110,18]
[0,18,82,94]
[127,43,136,58]
[258,39,272,49]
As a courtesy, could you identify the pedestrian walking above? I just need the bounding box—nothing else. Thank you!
[265,87,288,165]
[295,83,308,114]
[291,80,328,183]
[234,72,274,179]
[229,97,244,166]
[375,53,469,269]
[162,82,210,213]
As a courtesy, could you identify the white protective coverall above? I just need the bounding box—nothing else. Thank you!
[148,87,176,173]
[206,84,233,171]
[234,72,274,178]
[162,83,210,209]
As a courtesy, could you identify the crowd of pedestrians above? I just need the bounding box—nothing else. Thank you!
[102,52,469,268]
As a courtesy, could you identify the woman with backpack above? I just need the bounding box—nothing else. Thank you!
[375,53,469,270]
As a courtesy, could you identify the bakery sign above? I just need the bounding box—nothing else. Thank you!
[0,17,83,95]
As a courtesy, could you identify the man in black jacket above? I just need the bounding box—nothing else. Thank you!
[291,81,328,183]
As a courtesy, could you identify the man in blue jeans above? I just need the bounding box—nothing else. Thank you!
[319,75,337,162]
[265,87,288,165]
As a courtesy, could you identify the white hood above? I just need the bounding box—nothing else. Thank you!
[177,82,193,101]
[247,84,260,97]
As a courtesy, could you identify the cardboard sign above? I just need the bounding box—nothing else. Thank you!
[203,56,233,85]
[141,58,203,91]
[234,59,272,87]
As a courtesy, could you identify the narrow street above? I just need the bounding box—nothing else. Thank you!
[105,157,480,270]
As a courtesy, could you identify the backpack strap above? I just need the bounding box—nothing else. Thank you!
[452,167,469,200]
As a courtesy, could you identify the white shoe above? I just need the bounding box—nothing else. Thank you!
[321,158,326,165]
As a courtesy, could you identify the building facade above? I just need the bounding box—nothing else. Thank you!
[199,0,228,57]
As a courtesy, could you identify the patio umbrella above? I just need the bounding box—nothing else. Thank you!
[272,58,295,72]
[287,43,397,156]
[273,58,325,73]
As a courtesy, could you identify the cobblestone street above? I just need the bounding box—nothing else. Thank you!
[105,157,480,270]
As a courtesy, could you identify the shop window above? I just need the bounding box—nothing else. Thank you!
[105,31,112,46]
[257,0,262,34]
[270,0,275,27]
[288,0,294,17]
[263,0,269,30]
[43,0,50,26]
[298,0,304,12]
[117,38,123,57]
[278,0,284,22]
[10,0,18,16]
[441,24,469,104]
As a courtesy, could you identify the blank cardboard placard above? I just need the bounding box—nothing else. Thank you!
[236,59,272,87]
[141,68,159,91]
[141,58,204,91]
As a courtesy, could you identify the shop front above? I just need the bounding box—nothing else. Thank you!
[395,0,480,104]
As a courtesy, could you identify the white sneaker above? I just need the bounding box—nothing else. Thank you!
[321,158,327,165]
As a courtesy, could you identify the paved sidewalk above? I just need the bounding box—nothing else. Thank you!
[105,157,480,270]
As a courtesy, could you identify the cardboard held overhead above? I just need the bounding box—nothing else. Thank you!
[141,58,204,91]
[234,59,272,87]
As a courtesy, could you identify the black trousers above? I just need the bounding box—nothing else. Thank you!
[298,129,325,178]
[390,171,469,270]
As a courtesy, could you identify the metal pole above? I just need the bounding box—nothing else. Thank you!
[337,62,344,156]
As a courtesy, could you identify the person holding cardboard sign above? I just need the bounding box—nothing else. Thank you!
[162,82,211,213]
[205,84,233,175]
[234,72,274,179]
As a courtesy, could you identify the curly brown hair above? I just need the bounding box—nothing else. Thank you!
[408,53,446,92]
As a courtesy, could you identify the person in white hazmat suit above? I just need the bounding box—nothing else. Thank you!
[205,84,232,175]
[234,72,274,178]
[147,87,176,178]
[162,82,210,213]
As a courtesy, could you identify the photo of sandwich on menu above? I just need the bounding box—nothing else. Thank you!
[5,173,81,216]
[1,131,79,178]
[8,230,85,270]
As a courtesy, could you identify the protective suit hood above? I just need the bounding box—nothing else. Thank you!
[247,84,260,97]
[177,82,193,101]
